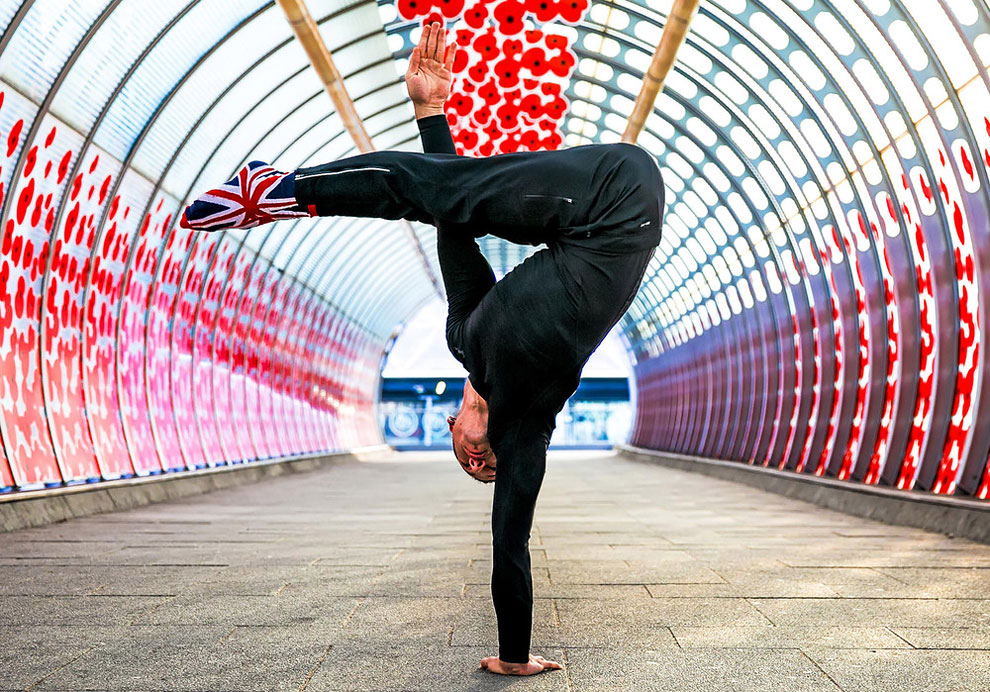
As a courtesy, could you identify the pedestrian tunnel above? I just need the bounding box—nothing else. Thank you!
[1,0,990,519]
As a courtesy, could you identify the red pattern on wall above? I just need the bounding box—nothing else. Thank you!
[83,162,138,479]
[932,148,980,495]
[41,147,104,482]
[118,198,173,473]
[192,236,234,464]
[897,206,936,489]
[214,249,253,461]
[0,86,383,493]
[837,213,871,481]
[0,117,71,487]
[863,209,900,485]
[397,0,588,155]
[813,224,845,476]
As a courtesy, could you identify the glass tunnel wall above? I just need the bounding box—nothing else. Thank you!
[0,0,443,490]
[615,0,990,500]
[382,0,990,500]
[1,0,990,503]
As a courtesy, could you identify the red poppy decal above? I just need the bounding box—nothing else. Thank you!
[396,0,589,154]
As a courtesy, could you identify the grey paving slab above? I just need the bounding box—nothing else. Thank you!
[0,626,128,690]
[889,626,990,649]
[750,597,990,629]
[2,450,990,692]
[562,648,840,691]
[307,643,570,692]
[671,625,911,649]
[35,625,328,691]
[804,648,990,691]
[0,595,169,626]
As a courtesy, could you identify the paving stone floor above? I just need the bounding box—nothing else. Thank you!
[1,450,989,691]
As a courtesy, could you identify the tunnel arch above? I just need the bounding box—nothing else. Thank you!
[0,0,988,502]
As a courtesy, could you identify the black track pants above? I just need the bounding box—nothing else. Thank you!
[293,143,664,252]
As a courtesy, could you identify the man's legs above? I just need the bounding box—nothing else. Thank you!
[291,148,591,245]
[182,144,662,250]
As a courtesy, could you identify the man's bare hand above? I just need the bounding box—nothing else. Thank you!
[405,21,458,119]
[480,654,563,676]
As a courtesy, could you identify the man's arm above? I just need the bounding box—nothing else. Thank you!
[406,22,458,156]
[418,114,456,156]
[489,415,549,663]
[480,383,565,675]
[408,22,495,357]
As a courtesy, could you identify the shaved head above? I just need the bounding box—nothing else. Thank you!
[449,380,496,483]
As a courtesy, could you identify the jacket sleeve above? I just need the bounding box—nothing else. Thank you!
[417,114,458,155]
[418,113,494,356]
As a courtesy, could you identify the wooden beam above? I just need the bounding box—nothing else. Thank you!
[622,0,700,144]
[277,0,443,297]
[277,0,373,151]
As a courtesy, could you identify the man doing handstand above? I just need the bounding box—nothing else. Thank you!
[181,23,664,677]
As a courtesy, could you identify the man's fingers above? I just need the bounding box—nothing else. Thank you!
[426,21,439,61]
[435,21,445,61]
[417,21,430,58]
[407,45,421,74]
[444,44,457,72]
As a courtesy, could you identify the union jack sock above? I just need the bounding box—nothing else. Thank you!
[180,161,314,231]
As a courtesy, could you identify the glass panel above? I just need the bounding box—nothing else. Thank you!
[0,0,111,103]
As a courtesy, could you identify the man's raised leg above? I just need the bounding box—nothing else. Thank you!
[181,143,658,245]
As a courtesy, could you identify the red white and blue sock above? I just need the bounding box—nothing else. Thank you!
[180,161,314,231]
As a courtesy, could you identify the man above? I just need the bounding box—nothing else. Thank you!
[181,23,663,677]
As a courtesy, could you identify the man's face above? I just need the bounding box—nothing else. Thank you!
[448,415,496,483]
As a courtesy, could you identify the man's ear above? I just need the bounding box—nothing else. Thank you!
[447,415,457,431]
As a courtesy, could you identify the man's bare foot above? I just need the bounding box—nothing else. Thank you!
[480,654,563,675]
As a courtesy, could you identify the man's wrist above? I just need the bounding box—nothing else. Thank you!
[414,104,446,120]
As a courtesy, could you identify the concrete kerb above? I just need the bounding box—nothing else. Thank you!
[616,444,990,545]
[0,445,391,533]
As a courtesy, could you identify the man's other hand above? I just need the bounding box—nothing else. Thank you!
[405,21,457,119]
[480,654,564,676]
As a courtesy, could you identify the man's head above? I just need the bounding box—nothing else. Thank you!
[449,379,496,483]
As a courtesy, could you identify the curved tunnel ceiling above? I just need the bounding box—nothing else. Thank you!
[1,0,989,501]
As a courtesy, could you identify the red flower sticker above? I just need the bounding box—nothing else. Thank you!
[496,101,522,130]
[468,60,489,84]
[521,130,543,151]
[550,50,575,77]
[472,31,499,59]
[494,57,521,87]
[398,0,427,18]
[437,0,464,17]
[524,0,558,23]
[558,0,587,23]
[455,129,479,150]
[449,93,475,116]
[521,47,550,76]
[453,47,470,72]
[472,105,493,126]
[503,38,524,56]
[520,93,545,119]
[479,80,501,105]
[494,0,526,35]
[464,3,488,28]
